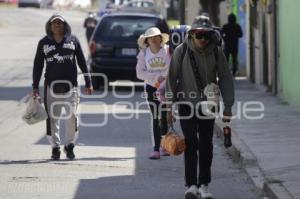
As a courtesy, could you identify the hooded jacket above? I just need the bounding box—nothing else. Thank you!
[166,34,234,113]
[32,14,91,89]
[221,14,243,52]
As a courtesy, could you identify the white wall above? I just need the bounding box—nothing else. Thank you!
[185,0,200,25]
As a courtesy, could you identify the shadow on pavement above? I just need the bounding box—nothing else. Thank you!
[70,114,185,199]
[1,85,185,198]
[0,86,34,101]
[0,156,135,165]
[74,174,184,199]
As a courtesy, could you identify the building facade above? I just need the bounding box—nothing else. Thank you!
[184,0,300,107]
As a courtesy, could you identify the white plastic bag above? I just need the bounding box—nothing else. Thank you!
[202,83,220,116]
[22,96,48,125]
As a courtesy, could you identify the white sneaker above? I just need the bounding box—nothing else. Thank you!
[185,185,198,199]
[199,184,213,199]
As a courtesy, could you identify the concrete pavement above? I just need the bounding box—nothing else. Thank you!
[216,78,300,199]
[0,89,259,199]
[0,8,261,199]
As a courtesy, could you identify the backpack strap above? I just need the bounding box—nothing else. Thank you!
[176,42,187,81]
[188,45,220,99]
[174,43,187,98]
[178,43,218,78]
[175,43,218,100]
[180,43,187,67]
[214,46,219,62]
[213,46,220,76]
[189,48,205,98]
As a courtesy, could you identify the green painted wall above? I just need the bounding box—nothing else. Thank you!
[231,0,238,17]
[278,0,300,105]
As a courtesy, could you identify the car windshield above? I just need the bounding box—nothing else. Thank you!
[94,16,160,40]
[126,1,154,8]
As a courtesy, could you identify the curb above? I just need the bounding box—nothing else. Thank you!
[214,122,294,199]
[262,183,294,199]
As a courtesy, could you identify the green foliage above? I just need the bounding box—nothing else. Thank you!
[167,20,180,28]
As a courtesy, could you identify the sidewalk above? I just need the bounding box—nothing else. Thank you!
[216,78,300,199]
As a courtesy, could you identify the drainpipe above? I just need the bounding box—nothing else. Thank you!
[273,0,278,95]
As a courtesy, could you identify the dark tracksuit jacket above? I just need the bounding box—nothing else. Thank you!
[32,15,91,90]
[32,14,91,147]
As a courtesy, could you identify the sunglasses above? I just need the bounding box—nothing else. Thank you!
[194,31,211,40]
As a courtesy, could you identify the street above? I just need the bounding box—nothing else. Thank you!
[0,7,260,199]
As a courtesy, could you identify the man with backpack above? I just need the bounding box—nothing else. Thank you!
[166,15,234,199]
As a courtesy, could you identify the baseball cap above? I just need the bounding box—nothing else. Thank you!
[50,16,65,23]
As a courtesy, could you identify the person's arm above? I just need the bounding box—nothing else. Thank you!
[74,36,93,93]
[83,18,87,28]
[221,25,227,39]
[32,39,45,94]
[216,48,235,114]
[165,44,182,107]
[165,44,183,125]
[136,50,159,85]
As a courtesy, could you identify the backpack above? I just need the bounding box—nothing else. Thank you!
[172,41,220,105]
[177,42,219,82]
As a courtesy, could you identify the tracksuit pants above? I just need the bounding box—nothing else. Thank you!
[44,86,79,148]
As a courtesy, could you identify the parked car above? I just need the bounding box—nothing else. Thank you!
[18,0,52,8]
[88,12,169,89]
[0,0,17,3]
[73,0,91,8]
[118,0,158,13]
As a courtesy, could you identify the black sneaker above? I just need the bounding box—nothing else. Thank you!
[64,143,75,160]
[51,147,61,160]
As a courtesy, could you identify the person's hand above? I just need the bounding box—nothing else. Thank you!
[85,86,93,95]
[157,76,166,83]
[32,89,40,99]
[222,111,232,123]
[167,111,176,126]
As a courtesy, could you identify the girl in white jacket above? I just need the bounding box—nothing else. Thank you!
[136,27,171,159]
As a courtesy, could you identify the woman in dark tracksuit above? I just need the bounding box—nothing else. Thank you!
[166,15,234,199]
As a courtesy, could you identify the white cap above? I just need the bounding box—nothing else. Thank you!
[50,16,65,23]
